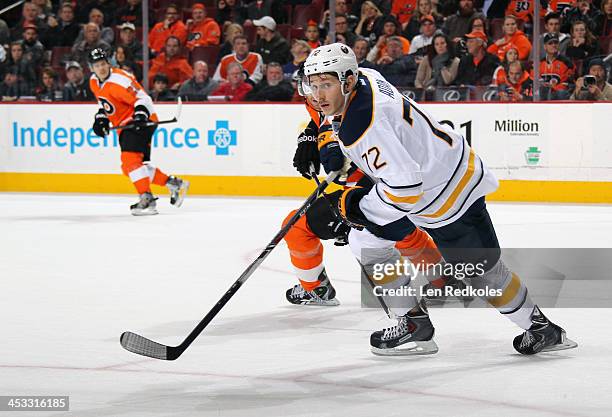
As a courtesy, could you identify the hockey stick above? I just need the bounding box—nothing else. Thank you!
[110,97,183,131]
[309,170,394,319]
[120,169,340,360]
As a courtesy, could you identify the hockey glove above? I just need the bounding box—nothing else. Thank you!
[293,120,320,179]
[92,110,110,137]
[132,105,150,131]
[318,135,344,174]
[338,187,384,236]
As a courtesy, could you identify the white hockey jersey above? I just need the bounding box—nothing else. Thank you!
[333,68,499,229]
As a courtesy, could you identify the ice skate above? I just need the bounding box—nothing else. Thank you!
[371,306,438,356]
[286,269,340,306]
[166,176,189,207]
[130,192,158,216]
[513,306,577,354]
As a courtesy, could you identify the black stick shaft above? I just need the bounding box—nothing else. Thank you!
[176,171,340,352]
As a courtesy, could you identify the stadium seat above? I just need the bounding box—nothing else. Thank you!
[277,24,292,41]
[244,24,257,46]
[290,28,305,42]
[293,5,320,29]
[283,5,293,25]
[51,47,73,68]
[599,36,612,55]
[190,45,221,65]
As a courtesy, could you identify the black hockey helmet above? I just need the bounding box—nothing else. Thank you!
[88,48,108,64]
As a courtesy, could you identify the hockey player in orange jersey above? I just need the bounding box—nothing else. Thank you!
[88,48,189,215]
[283,86,456,306]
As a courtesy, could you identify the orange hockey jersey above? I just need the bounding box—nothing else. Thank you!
[212,52,264,83]
[148,20,188,53]
[186,18,221,49]
[90,68,158,129]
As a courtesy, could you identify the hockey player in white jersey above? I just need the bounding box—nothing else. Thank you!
[301,43,577,356]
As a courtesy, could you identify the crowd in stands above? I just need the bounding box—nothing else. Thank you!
[0,0,611,103]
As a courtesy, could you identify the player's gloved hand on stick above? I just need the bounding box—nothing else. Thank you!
[319,138,344,174]
[132,105,150,131]
[338,186,384,236]
[293,121,320,179]
[92,110,109,137]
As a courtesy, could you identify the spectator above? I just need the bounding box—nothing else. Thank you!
[538,13,570,59]
[148,4,188,55]
[111,45,142,81]
[74,8,114,45]
[217,23,244,62]
[149,36,193,90]
[351,0,392,17]
[32,0,52,20]
[149,73,176,101]
[486,0,546,23]
[355,1,384,40]
[320,0,358,35]
[116,0,154,28]
[0,42,36,93]
[216,0,248,26]
[178,61,219,101]
[246,62,294,101]
[186,3,221,50]
[116,23,143,61]
[20,25,45,68]
[71,23,112,68]
[570,58,612,100]
[561,0,603,35]
[415,33,460,88]
[367,15,410,62]
[210,61,253,101]
[253,16,291,65]
[537,33,574,100]
[497,61,532,101]
[401,0,443,41]
[376,36,418,86]
[353,37,377,68]
[455,30,500,86]
[304,20,322,50]
[492,45,520,85]
[42,3,80,48]
[487,15,532,61]
[245,0,287,24]
[283,40,311,78]
[35,67,62,102]
[443,0,484,43]
[332,14,358,47]
[392,0,419,29]
[77,0,117,27]
[1,69,27,101]
[214,35,264,84]
[11,2,47,40]
[565,20,600,60]
[594,0,612,37]
[62,61,94,101]
[409,15,441,64]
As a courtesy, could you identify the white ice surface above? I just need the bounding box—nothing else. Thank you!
[1,194,611,417]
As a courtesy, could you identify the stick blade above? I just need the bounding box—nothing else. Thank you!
[120,331,171,360]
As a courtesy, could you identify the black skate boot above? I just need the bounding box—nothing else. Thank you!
[130,192,158,216]
[513,306,578,355]
[286,269,340,306]
[371,305,438,356]
[166,176,189,207]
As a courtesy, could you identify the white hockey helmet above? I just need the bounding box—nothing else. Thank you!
[302,43,359,97]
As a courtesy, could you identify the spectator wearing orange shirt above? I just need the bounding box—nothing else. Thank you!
[487,15,531,61]
[536,32,574,100]
[148,36,193,90]
[186,3,221,50]
[148,4,188,54]
[213,35,264,84]
[210,61,253,101]
[392,0,418,28]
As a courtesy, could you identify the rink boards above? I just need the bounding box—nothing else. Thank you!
[0,102,611,203]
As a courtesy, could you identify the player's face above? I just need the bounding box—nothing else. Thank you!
[306,94,321,112]
[92,60,111,80]
[308,74,344,116]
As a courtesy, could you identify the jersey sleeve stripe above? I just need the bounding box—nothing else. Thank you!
[374,184,412,213]
[421,149,476,219]
[383,190,423,204]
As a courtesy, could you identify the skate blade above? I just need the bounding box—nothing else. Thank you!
[295,298,341,307]
[172,180,190,207]
[540,332,578,353]
[371,339,439,356]
[131,208,159,216]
